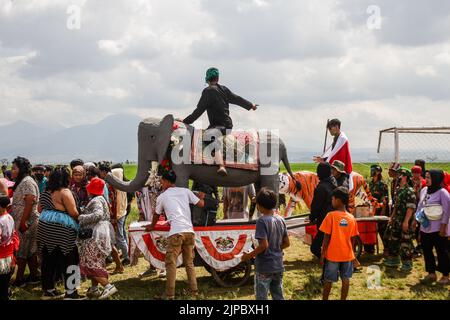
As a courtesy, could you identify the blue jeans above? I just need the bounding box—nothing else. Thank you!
[254,272,284,300]
[323,260,353,283]
[116,216,129,260]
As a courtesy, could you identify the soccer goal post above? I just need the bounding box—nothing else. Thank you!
[377,127,450,163]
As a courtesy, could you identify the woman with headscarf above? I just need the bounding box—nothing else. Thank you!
[70,165,89,209]
[310,162,337,259]
[10,157,40,287]
[416,170,449,285]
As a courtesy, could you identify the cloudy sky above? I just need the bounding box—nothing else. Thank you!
[1,0,450,152]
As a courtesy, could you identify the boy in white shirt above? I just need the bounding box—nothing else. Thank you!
[146,170,205,300]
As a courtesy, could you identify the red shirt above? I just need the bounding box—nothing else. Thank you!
[0,213,19,260]
[444,172,450,194]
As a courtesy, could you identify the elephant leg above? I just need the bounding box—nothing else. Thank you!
[254,180,262,196]
[259,174,280,205]
[172,166,190,188]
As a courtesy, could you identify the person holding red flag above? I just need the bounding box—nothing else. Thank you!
[314,119,353,174]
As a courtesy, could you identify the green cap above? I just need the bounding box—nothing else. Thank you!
[205,67,219,82]
[371,164,382,171]
[370,164,382,176]
[397,167,412,179]
[331,160,346,173]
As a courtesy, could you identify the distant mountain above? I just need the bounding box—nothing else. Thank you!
[0,114,142,164]
[4,116,436,165]
[0,120,63,146]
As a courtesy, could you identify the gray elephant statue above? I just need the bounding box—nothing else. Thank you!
[105,114,300,198]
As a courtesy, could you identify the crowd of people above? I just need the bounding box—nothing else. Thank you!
[0,158,135,300]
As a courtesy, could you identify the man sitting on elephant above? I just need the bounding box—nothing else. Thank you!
[183,67,258,176]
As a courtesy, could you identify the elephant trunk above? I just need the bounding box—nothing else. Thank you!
[280,139,301,192]
[105,159,151,193]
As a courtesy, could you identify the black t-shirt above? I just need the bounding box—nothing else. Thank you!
[183,84,253,129]
[310,178,336,226]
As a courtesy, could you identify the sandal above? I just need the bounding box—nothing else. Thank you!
[437,277,449,285]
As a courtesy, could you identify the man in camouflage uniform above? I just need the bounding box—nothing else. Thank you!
[369,165,389,253]
[388,162,401,211]
[383,167,416,272]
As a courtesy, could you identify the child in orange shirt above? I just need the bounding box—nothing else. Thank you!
[320,187,359,300]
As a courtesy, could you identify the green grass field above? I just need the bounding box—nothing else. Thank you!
[11,239,450,300]
[124,162,450,182]
[10,162,450,300]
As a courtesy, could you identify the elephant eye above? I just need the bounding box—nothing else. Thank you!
[150,135,156,140]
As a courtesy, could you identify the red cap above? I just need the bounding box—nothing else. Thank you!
[86,177,105,196]
[411,166,422,174]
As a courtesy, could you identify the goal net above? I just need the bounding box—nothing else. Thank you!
[377,127,450,163]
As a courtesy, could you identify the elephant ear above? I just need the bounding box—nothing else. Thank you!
[156,114,174,164]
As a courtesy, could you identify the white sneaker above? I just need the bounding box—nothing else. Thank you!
[158,270,166,278]
[99,284,118,300]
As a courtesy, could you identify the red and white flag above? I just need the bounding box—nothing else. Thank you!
[322,131,353,174]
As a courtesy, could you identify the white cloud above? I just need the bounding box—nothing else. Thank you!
[0,0,449,156]
[98,40,127,56]
[415,65,437,77]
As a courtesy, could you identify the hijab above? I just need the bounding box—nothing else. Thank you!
[317,162,337,187]
[317,162,331,180]
[427,169,444,195]
[71,165,87,188]
[72,165,85,175]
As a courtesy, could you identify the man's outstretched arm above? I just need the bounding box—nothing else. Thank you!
[183,90,209,124]
[225,87,257,110]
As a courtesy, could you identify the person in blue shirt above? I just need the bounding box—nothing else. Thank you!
[32,165,48,194]
[242,188,290,300]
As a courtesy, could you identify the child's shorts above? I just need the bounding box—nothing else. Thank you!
[323,260,353,283]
